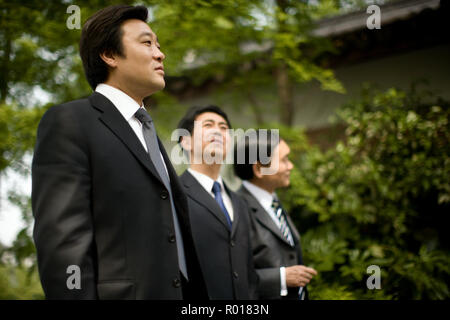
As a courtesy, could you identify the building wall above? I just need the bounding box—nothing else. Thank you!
[177,44,450,132]
[293,43,450,129]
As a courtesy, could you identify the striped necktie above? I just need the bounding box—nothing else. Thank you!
[271,197,294,246]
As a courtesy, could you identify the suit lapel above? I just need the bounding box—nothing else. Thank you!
[240,186,293,247]
[159,140,192,233]
[181,171,232,232]
[285,213,304,264]
[89,92,164,187]
[159,138,187,205]
[285,214,300,243]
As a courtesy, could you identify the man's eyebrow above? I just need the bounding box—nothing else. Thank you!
[203,119,229,126]
[139,31,156,40]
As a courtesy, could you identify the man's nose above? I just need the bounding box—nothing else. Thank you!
[209,127,223,137]
[155,47,165,61]
[287,160,294,170]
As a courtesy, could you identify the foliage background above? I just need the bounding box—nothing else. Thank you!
[278,85,450,299]
[0,0,448,299]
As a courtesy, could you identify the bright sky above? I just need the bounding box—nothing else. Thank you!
[0,166,30,246]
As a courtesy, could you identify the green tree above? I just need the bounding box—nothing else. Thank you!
[149,0,344,127]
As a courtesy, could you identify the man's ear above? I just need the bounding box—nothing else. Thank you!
[252,162,263,179]
[180,135,192,153]
[99,50,118,68]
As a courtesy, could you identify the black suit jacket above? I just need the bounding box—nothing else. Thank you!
[180,171,258,300]
[238,185,307,300]
[31,92,207,300]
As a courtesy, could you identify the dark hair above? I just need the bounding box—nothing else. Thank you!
[79,5,148,89]
[233,129,280,181]
[176,105,232,144]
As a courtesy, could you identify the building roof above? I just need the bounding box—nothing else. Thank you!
[312,0,441,37]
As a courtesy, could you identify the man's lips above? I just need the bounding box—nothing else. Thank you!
[155,66,164,75]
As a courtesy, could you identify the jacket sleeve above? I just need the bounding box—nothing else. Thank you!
[31,105,97,299]
[254,268,281,299]
[239,199,259,300]
[247,206,282,299]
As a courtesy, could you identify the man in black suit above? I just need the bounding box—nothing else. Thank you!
[31,5,206,299]
[176,106,258,299]
[234,131,317,300]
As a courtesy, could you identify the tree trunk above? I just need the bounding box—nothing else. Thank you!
[246,89,264,126]
[275,0,295,127]
[275,62,295,126]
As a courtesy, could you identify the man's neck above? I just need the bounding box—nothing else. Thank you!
[248,178,275,194]
[190,164,222,181]
[104,80,144,106]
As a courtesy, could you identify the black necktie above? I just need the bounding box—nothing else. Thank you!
[134,108,169,184]
[134,108,188,280]
[212,181,232,230]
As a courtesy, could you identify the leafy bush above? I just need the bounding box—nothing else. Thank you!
[279,85,450,299]
[0,103,47,299]
[0,103,46,173]
[0,264,44,300]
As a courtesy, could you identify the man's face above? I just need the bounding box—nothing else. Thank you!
[114,19,165,96]
[188,112,230,164]
[258,140,294,189]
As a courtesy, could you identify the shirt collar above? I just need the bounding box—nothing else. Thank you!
[95,83,143,122]
[242,180,276,212]
[188,168,225,194]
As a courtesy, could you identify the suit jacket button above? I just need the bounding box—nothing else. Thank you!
[230,240,235,247]
[290,253,295,260]
[168,234,176,243]
[161,191,168,199]
[233,271,239,279]
[173,278,181,288]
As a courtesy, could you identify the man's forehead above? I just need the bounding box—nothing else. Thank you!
[195,112,227,124]
[121,19,156,39]
[279,140,290,155]
[272,140,287,155]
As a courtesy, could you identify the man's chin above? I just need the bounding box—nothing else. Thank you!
[281,179,290,188]
[149,79,165,93]
[156,80,166,90]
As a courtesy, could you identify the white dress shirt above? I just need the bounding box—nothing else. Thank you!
[188,168,234,221]
[95,83,168,176]
[242,180,289,296]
